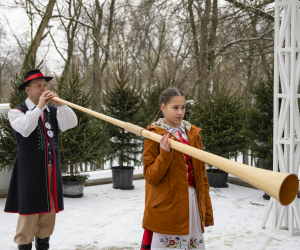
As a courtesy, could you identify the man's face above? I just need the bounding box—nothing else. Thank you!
[25,78,47,104]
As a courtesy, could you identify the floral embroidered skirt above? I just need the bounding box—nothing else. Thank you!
[151,187,205,250]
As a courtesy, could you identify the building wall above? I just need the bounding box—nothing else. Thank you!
[0,103,10,118]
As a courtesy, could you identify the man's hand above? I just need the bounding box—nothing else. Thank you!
[38,90,51,109]
[37,91,63,109]
[49,93,64,106]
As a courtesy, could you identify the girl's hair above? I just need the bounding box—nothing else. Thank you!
[153,87,185,122]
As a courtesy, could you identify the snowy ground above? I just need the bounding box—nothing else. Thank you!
[1,180,300,250]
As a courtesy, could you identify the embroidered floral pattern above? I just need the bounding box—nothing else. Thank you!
[151,118,190,142]
[159,237,203,249]
[151,118,191,132]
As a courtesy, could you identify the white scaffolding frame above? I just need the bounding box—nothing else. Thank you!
[260,0,300,237]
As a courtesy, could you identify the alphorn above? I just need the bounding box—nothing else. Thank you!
[51,97,299,206]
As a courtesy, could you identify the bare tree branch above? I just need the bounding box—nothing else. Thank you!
[3,14,26,54]
[217,28,274,56]
[91,35,108,52]
[51,15,94,29]
[225,0,274,22]
[49,32,66,62]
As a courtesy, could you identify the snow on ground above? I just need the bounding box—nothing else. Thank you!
[80,167,143,181]
[1,180,300,250]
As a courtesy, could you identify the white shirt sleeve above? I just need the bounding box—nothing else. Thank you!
[8,107,43,137]
[57,105,78,132]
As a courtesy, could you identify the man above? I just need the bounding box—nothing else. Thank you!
[4,69,78,250]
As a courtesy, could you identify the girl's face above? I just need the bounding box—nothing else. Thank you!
[161,96,186,128]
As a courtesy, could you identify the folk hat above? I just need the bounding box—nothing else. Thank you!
[19,69,53,90]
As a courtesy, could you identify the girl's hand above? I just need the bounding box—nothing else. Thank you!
[160,134,171,152]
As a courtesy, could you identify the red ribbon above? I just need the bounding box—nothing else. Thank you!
[24,73,44,82]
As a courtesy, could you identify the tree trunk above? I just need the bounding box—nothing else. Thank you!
[187,0,201,98]
[120,128,124,168]
[0,65,2,103]
[59,1,81,89]
[70,163,74,180]
[147,21,165,90]
[21,0,56,74]
[92,0,103,111]
[243,13,259,166]
[93,0,115,111]
[199,0,211,97]
[207,0,218,90]
[243,151,249,165]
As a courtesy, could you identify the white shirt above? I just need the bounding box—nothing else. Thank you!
[8,98,78,137]
[165,122,189,143]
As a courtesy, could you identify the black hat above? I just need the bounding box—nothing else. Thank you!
[18,69,53,90]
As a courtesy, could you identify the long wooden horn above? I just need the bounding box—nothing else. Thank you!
[51,97,299,206]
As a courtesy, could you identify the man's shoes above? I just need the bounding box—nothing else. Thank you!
[18,243,32,250]
[35,235,50,250]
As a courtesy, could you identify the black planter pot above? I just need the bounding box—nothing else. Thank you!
[111,166,134,190]
[206,169,228,188]
[62,180,85,198]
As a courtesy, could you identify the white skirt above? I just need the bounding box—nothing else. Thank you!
[151,187,205,250]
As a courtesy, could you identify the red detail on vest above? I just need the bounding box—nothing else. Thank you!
[49,140,59,213]
[24,73,44,82]
[176,130,195,187]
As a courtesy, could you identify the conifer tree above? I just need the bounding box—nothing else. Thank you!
[58,58,110,181]
[102,49,145,167]
[247,73,274,170]
[191,75,247,168]
[0,56,35,170]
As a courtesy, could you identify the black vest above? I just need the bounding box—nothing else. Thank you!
[4,102,64,215]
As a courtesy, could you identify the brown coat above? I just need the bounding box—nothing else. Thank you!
[142,123,214,235]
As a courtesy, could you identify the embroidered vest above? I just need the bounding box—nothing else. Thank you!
[4,102,64,215]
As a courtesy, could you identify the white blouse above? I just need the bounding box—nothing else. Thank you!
[8,98,78,137]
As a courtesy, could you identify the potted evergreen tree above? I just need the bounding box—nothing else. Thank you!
[102,48,145,190]
[247,73,274,200]
[58,59,110,197]
[191,75,247,187]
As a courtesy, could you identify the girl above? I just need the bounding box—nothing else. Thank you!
[141,88,213,250]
